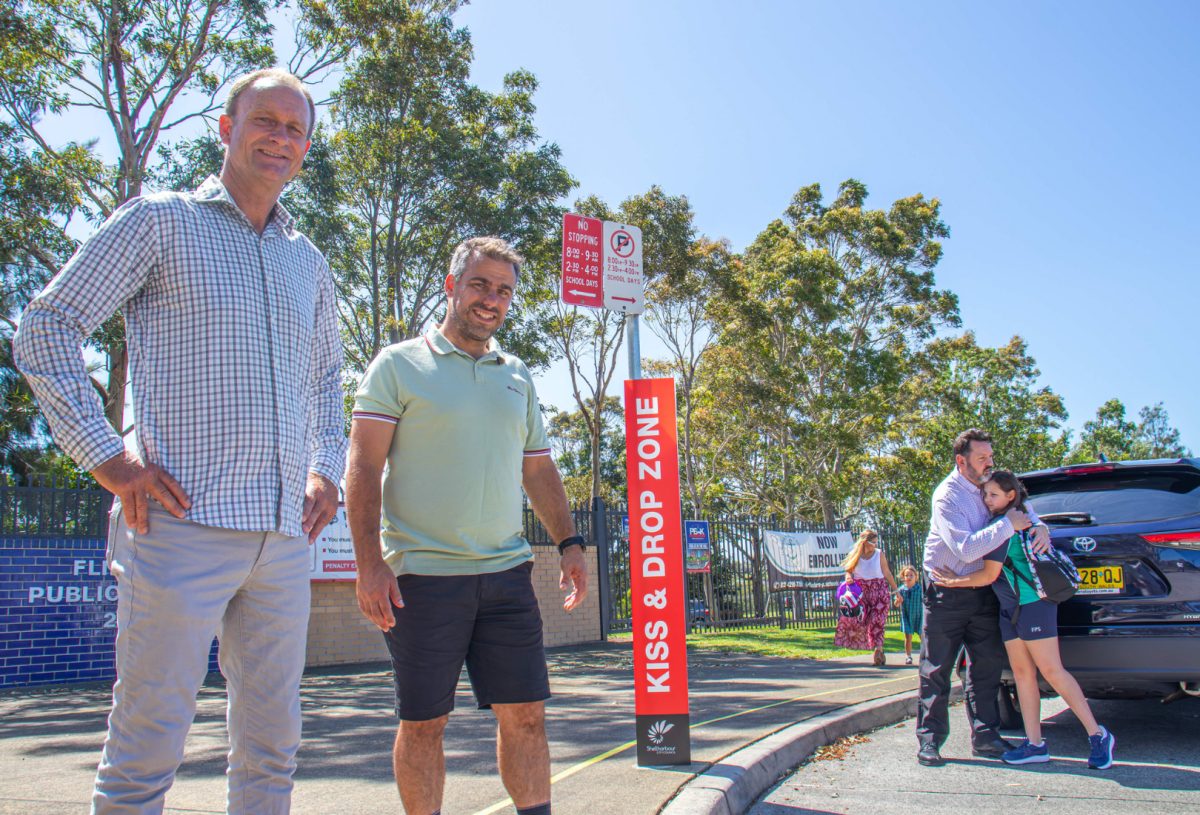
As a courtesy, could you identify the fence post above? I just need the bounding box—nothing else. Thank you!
[906,523,918,576]
[592,495,611,641]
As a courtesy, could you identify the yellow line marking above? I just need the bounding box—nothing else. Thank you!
[470,673,916,815]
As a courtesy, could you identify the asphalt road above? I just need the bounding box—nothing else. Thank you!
[0,645,922,815]
[750,694,1200,815]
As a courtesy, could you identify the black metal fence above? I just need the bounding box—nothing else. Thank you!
[0,475,111,539]
[1,482,925,638]
[523,497,926,637]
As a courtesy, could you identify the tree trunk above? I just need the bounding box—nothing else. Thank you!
[817,482,837,528]
[590,419,602,498]
[104,342,128,437]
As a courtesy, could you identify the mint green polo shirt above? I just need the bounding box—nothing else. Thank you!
[353,329,551,576]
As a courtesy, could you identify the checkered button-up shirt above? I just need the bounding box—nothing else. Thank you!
[923,469,1018,579]
[14,176,346,536]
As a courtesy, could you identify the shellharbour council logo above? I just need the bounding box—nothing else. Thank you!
[648,720,674,745]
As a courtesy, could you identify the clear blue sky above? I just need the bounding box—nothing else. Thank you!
[454,0,1200,450]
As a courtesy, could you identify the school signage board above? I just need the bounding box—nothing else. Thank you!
[624,377,690,765]
[309,506,356,580]
[560,213,644,314]
[684,520,711,573]
[762,530,855,591]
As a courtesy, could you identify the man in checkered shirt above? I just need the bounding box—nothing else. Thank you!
[915,428,1049,767]
[13,69,345,814]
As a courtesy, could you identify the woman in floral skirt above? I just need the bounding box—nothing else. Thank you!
[834,529,899,665]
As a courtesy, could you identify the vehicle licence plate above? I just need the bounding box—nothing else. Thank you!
[1077,565,1124,594]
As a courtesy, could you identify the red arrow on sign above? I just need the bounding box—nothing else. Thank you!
[611,296,637,303]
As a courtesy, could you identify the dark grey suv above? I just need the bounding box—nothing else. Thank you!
[999,458,1200,716]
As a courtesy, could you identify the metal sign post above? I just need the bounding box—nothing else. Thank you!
[561,213,691,766]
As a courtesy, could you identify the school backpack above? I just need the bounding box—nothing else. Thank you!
[837,580,864,618]
[1006,535,1080,605]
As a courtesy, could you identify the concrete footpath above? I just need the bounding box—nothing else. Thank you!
[0,643,922,815]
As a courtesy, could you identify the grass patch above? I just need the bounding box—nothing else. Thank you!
[610,627,919,661]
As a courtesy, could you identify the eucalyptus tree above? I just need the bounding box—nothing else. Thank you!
[869,332,1069,523]
[320,0,571,372]
[0,0,282,432]
[643,235,732,511]
[707,180,960,525]
[1066,399,1189,465]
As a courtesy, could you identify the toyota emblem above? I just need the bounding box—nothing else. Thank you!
[1073,537,1097,553]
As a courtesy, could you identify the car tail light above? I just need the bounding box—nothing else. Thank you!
[1142,530,1200,549]
[1063,464,1116,475]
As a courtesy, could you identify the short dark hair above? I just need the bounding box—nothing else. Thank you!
[449,236,522,283]
[953,428,992,458]
[225,68,316,138]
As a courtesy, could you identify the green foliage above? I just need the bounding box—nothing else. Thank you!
[702,180,960,524]
[314,0,573,373]
[546,396,625,505]
[869,333,1069,522]
[1134,402,1190,458]
[1066,398,1190,464]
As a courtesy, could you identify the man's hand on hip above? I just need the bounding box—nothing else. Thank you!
[355,557,402,631]
[93,450,191,534]
[559,545,588,612]
[302,472,339,543]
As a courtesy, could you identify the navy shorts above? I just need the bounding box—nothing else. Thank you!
[998,598,1058,642]
[382,561,550,721]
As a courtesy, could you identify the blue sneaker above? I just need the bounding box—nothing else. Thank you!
[1002,739,1050,765]
[1088,727,1115,769]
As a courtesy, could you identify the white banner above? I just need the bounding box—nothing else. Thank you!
[762,530,855,590]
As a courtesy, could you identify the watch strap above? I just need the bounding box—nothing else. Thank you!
[556,534,586,554]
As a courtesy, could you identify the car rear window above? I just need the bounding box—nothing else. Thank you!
[1025,469,1200,525]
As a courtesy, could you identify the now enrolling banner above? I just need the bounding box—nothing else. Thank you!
[625,377,691,766]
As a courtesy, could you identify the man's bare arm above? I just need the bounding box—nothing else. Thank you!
[523,454,587,612]
[345,418,403,631]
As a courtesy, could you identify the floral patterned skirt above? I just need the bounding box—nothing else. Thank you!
[834,577,890,651]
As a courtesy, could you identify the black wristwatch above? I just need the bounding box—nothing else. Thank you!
[556,534,586,555]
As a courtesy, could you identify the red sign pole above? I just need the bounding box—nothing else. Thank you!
[625,377,691,765]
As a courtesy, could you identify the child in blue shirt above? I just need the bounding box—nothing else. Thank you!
[895,564,923,665]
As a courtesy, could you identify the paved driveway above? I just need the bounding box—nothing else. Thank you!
[0,645,922,815]
[751,694,1200,815]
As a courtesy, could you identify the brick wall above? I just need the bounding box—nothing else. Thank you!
[0,535,217,688]
[1,537,603,686]
[0,536,118,687]
[305,581,389,666]
[304,545,602,666]
[530,545,602,647]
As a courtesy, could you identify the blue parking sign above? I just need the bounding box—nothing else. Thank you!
[684,520,710,573]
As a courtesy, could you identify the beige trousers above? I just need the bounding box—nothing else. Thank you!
[92,505,310,815]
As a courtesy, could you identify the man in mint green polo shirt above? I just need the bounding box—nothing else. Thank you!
[345,236,586,815]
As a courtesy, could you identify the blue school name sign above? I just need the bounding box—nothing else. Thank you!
[0,535,216,688]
